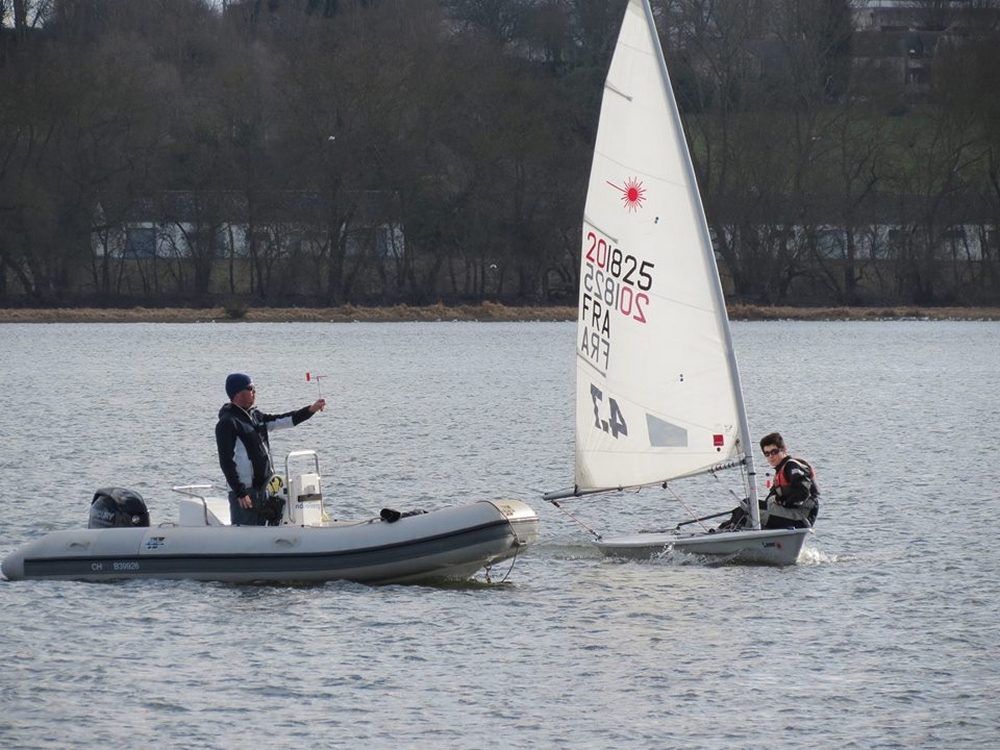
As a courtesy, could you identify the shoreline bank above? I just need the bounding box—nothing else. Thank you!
[1,302,999,323]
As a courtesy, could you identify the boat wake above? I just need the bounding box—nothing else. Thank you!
[648,548,772,568]
[797,545,839,565]
[532,539,605,561]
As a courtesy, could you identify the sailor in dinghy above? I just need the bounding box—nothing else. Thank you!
[758,432,819,529]
[719,432,819,532]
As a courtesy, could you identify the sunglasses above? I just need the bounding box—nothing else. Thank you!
[243,385,256,393]
[762,448,781,457]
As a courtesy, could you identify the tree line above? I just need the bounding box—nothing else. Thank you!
[2,0,999,308]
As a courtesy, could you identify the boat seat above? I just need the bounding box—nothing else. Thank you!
[177,496,231,526]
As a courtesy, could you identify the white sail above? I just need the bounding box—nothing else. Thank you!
[573,0,750,494]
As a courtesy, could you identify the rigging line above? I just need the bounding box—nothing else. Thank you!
[709,467,750,516]
[737,456,750,487]
[743,462,754,505]
[663,482,713,533]
[547,498,603,541]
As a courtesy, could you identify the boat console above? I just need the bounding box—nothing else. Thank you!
[172,449,327,527]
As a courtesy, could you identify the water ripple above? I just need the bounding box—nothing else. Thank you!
[2,321,999,749]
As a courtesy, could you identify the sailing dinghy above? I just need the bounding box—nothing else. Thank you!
[2,449,538,584]
[543,0,809,566]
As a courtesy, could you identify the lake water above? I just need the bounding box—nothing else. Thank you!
[1,320,998,749]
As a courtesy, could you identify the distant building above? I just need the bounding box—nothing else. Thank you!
[708,191,999,262]
[851,0,1000,32]
[851,0,1000,93]
[713,222,998,262]
[92,190,404,262]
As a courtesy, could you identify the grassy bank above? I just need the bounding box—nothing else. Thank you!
[1,302,1000,323]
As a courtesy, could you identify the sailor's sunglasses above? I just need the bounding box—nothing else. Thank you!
[762,448,780,457]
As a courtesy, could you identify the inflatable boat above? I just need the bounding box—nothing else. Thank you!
[2,450,539,585]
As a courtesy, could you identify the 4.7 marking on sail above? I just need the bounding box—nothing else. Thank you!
[590,383,629,438]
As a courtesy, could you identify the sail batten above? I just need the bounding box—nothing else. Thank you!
[571,0,757,516]
[582,217,618,243]
[576,353,607,379]
[604,82,633,101]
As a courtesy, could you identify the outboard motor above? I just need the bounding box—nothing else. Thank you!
[88,487,150,529]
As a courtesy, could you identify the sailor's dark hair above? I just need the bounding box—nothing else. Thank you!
[759,432,786,451]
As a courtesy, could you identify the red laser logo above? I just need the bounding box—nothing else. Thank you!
[607,177,646,212]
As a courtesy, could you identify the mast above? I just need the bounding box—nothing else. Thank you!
[639,0,761,529]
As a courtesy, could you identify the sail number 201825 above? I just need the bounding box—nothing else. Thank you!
[583,231,653,323]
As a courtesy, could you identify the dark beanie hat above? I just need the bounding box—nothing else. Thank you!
[225,373,253,399]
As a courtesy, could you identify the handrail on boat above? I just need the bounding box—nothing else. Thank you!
[284,450,321,482]
[171,484,216,498]
[172,484,224,526]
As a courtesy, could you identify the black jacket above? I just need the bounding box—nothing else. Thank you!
[215,402,314,496]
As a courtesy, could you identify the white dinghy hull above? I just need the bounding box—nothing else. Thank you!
[595,527,810,566]
[2,499,538,584]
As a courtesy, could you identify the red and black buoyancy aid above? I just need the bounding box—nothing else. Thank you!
[772,456,819,506]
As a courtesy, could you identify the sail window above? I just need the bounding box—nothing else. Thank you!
[646,415,688,448]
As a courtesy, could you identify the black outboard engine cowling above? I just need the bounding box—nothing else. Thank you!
[88,487,150,529]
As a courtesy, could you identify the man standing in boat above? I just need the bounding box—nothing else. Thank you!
[215,373,326,526]
[759,432,819,529]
